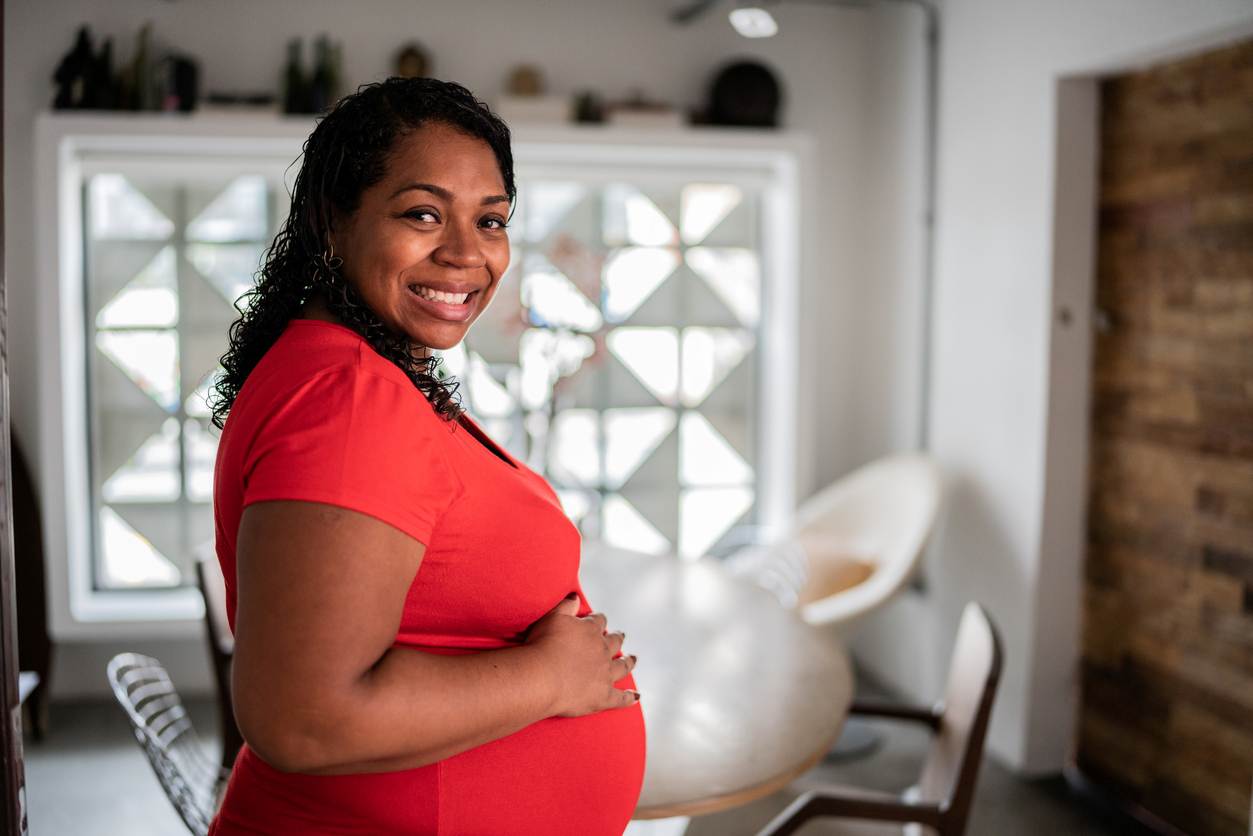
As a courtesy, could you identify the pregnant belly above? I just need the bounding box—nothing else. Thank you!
[441,683,645,835]
[211,677,645,836]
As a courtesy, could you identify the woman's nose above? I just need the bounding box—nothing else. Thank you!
[433,220,486,269]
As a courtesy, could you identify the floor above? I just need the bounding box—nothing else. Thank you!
[23,693,1145,835]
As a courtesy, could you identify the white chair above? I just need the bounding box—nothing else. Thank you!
[725,453,945,759]
[727,452,944,633]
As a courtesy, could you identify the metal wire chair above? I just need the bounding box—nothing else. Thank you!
[107,653,231,836]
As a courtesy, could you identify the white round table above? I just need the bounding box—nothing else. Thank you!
[578,543,854,820]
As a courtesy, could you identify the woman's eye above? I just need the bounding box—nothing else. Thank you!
[405,209,439,223]
[481,217,509,230]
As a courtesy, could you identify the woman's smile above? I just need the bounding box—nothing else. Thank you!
[406,283,482,322]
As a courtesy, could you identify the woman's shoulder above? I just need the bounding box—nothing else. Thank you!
[237,319,435,423]
[255,319,413,389]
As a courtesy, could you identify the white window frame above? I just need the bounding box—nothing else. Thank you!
[35,112,809,639]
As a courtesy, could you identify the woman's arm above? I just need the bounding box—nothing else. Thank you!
[231,500,638,775]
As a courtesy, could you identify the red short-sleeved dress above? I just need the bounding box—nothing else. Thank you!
[208,319,646,836]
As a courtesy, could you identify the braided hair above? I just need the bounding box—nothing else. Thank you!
[209,77,516,429]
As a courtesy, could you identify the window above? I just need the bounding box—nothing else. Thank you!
[38,115,802,632]
[449,178,765,559]
[84,173,280,589]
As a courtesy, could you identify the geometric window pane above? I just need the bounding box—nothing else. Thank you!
[99,506,183,589]
[522,258,603,332]
[409,173,764,562]
[548,408,600,487]
[187,242,265,307]
[186,176,268,242]
[603,184,678,247]
[602,494,670,555]
[686,247,761,327]
[518,329,596,411]
[89,174,174,241]
[96,330,181,413]
[102,417,181,503]
[679,486,754,560]
[83,168,280,592]
[603,247,679,323]
[96,246,179,328]
[680,327,754,407]
[607,327,679,406]
[466,353,516,417]
[679,411,753,486]
[184,368,221,419]
[437,341,469,378]
[604,407,676,490]
[681,183,742,245]
[523,182,586,243]
[183,418,217,503]
[555,488,599,529]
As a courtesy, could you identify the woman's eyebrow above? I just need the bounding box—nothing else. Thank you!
[389,182,509,206]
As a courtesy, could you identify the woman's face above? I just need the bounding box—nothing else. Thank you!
[331,121,511,350]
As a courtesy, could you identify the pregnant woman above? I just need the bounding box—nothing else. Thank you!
[207,77,645,835]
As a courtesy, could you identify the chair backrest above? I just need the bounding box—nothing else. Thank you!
[915,603,1004,835]
[195,548,234,657]
[194,551,244,772]
[796,453,944,627]
[107,653,228,836]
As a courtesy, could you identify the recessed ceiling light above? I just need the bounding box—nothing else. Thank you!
[728,6,779,38]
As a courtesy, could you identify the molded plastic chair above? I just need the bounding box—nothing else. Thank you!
[756,603,1004,836]
[195,551,244,773]
[107,653,229,836]
[728,453,944,631]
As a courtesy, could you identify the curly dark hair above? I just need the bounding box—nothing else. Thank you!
[209,76,516,430]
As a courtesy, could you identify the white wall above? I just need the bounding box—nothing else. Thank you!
[851,0,1253,774]
[6,0,911,696]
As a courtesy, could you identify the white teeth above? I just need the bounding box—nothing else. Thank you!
[412,285,470,305]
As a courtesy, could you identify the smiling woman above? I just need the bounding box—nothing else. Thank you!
[318,124,513,347]
[205,78,645,836]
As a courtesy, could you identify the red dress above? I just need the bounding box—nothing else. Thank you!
[209,320,646,835]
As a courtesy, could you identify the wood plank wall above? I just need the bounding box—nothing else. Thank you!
[1078,37,1253,836]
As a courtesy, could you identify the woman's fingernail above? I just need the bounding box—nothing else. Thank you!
[629,654,638,665]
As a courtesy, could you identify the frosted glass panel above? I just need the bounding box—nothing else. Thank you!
[607,328,679,406]
[102,417,181,503]
[89,175,174,240]
[686,247,761,327]
[680,486,754,559]
[457,174,763,556]
[96,246,179,328]
[85,169,277,589]
[187,177,268,242]
[98,507,182,588]
[97,331,181,413]
[681,183,742,245]
[603,247,679,324]
[187,242,266,307]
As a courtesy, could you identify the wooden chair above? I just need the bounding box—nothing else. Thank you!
[106,653,230,836]
[194,552,244,773]
[757,603,1004,836]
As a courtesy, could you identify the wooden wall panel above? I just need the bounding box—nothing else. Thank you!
[1078,37,1253,836]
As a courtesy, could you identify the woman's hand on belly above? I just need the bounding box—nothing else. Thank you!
[524,595,640,718]
[232,501,626,776]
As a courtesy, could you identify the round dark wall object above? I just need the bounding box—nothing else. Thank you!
[708,60,781,127]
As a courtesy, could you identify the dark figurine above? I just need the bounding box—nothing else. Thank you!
[51,26,96,109]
